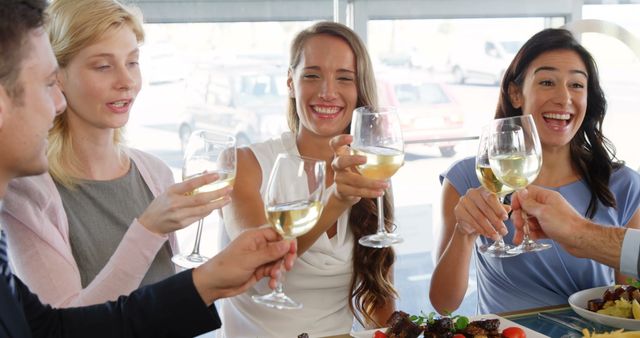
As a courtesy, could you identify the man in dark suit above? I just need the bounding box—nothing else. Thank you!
[511,185,639,278]
[0,0,297,337]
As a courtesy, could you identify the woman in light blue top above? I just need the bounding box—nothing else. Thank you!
[430,28,640,314]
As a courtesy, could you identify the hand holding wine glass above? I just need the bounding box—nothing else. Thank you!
[172,130,237,269]
[350,106,404,248]
[328,134,389,206]
[488,115,548,254]
[475,126,517,257]
[251,153,326,310]
[137,171,231,235]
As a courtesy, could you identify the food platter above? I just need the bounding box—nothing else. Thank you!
[569,286,640,331]
[350,313,549,337]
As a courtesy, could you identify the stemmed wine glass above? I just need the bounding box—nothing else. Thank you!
[350,106,405,248]
[487,115,549,254]
[252,153,326,310]
[476,125,518,258]
[171,130,237,268]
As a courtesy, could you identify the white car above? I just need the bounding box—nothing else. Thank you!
[449,39,522,85]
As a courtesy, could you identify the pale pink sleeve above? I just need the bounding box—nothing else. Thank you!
[1,174,169,307]
[127,148,181,261]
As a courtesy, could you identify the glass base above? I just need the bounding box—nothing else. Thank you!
[507,240,551,255]
[479,243,520,258]
[171,253,209,269]
[358,232,403,248]
[252,292,303,310]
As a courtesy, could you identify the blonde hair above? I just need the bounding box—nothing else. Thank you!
[288,21,396,327]
[46,0,144,188]
[287,21,378,134]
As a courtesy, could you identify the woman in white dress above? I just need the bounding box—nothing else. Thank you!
[219,21,397,337]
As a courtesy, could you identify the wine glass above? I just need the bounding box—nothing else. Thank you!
[487,115,549,254]
[171,130,237,268]
[475,125,518,258]
[350,106,405,248]
[252,153,326,310]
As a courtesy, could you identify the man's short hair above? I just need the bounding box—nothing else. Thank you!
[0,0,48,100]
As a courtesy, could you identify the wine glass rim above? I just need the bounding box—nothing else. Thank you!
[491,114,534,123]
[276,152,325,164]
[354,105,397,114]
[191,129,236,142]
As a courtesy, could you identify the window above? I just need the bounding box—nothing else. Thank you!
[122,0,640,321]
[129,21,314,259]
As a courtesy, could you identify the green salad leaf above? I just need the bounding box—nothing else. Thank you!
[409,311,470,332]
[453,315,469,331]
[626,278,640,288]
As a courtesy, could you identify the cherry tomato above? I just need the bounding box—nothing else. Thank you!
[373,330,388,338]
[502,326,526,338]
[452,334,466,338]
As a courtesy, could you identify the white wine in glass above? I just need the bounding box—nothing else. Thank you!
[475,126,517,258]
[488,115,548,254]
[252,153,326,310]
[266,200,323,238]
[171,130,237,269]
[351,106,405,248]
[489,152,541,189]
[352,146,404,180]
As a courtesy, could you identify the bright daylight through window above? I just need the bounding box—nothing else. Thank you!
[125,0,640,318]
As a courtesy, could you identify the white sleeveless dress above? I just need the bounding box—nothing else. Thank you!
[218,132,355,338]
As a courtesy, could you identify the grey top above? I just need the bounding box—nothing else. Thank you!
[56,161,174,288]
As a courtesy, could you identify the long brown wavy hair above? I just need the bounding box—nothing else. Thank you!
[496,28,621,218]
[287,21,397,327]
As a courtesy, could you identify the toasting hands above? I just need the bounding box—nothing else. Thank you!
[193,227,297,304]
[138,172,232,235]
[510,185,584,254]
[453,186,511,241]
[329,134,388,206]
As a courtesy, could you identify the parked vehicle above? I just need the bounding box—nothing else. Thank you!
[448,39,522,85]
[378,75,466,157]
[178,62,288,150]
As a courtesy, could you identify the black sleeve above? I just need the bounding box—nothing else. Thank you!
[20,269,221,338]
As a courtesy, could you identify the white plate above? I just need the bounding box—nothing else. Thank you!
[569,286,640,331]
[349,328,387,338]
[350,313,548,337]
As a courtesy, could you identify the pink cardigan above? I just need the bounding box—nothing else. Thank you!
[0,148,179,307]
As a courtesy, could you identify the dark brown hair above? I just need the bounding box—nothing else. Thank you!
[0,0,47,101]
[288,22,397,327]
[496,28,621,217]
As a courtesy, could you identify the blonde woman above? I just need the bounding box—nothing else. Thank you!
[219,21,396,337]
[0,0,230,307]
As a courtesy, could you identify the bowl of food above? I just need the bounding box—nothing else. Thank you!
[569,286,640,331]
[350,311,546,337]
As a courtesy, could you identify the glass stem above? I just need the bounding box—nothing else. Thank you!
[493,193,507,247]
[190,218,204,256]
[494,236,507,248]
[376,193,386,234]
[521,210,533,244]
[274,268,285,295]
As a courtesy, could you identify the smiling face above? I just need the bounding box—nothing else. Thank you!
[508,49,588,149]
[288,34,358,139]
[0,29,66,192]
[57,24,141,133]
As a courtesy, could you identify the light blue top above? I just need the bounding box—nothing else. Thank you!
[441,156,640,314]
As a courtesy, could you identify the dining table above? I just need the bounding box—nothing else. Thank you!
[323,304,616,338]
